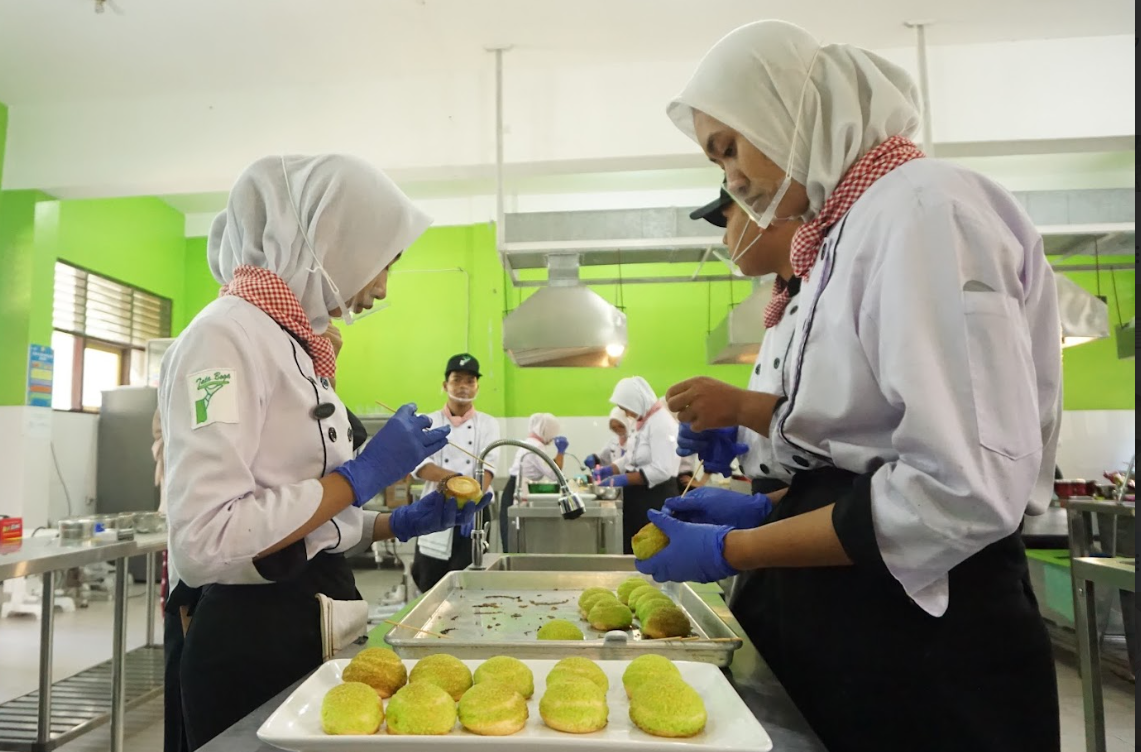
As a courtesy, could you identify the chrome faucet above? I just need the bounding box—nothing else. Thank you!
[469,439,586,570]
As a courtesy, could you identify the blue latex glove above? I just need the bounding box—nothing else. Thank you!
[388,491,459,542]
[334,403,450,506]
[634,509,737,584]
[602,473,629,488]
[458,492,494,538]
[676,423,748,477]
[595,465,616,480]
[554,436,570,454]
[584,454,599,469]
[663,487,772,530]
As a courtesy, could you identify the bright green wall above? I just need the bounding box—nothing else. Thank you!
[0,190,53,405]
[181,236,218,332]
[1056,258,1135,410]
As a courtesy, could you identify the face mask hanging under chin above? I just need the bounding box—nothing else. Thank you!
[445,389,475,404]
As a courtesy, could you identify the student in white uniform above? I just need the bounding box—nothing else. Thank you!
[499,412,568,551]
[411,354,501,592]
[583,407,633,471]
[640,22,1062,752]
[161,155,474,750]
[597,377,680,552]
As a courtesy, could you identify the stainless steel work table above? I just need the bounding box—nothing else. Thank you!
[197,556,826,751]
[1067,499,1136,752]
[0,533,167,752]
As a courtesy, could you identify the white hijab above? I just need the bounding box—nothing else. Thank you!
[608,406,635,438]
[208,154,432,334]
[609,377,657,420]
[528,412,561,444]
[667,20,922,217]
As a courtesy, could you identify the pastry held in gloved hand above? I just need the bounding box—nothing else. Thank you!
[676,423,748,477]
[634,510,737,584]
[334,403,450,506]
[663,486,772,529]
[631,522,669,560]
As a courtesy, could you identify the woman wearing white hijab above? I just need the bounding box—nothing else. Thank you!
[584,406,635,471]
[599,377,680,552]
[641,21,1061,752]
[160,155,487,749]
[499,413,568,550]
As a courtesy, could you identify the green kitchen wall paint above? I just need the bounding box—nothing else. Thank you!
[181,236,218,332]
[0,190,54,405]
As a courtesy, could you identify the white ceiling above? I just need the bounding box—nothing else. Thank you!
[0,0,1135,105]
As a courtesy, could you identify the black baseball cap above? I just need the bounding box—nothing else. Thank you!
[445,353,481,378]
[689,186,733,228]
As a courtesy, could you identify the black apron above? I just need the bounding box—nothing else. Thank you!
[733,467,1059,752]
[162,581,199,752]
[500,475,518,554]
[621,480,674,555]
[180,551,357,750]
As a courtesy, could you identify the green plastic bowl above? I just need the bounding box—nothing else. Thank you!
[527,483,559,494]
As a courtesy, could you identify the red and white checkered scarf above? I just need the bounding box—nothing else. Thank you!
[220,265,337,379]
[764,135,925,327]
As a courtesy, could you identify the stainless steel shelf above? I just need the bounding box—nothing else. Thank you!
[0,534,168,581]
[0,646,164,752]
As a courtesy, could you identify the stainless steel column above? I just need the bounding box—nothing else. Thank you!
[110,560,129,752]
[145,552,157,647]
[37,570,55,745]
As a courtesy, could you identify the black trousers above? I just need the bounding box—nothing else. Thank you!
[162,610,189,752]
[500,475,518,554]
[180,553,357,751]
[621,482,674,555]
[412,532,475,593]
[733,467,1060,752]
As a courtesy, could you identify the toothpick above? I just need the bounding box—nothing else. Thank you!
[384,619,451,639]
[375,400,495,473]
[680,459,704,497]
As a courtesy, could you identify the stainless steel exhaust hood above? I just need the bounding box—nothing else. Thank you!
[1055,272,1110,348]
[706,278,774,365]
[503,255,628,367]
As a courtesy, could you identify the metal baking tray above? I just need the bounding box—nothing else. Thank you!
[385,570,742,666]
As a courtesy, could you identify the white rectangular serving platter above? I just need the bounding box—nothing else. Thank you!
[258,657,772,752]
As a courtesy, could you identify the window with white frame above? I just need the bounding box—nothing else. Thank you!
[51,262,172,411]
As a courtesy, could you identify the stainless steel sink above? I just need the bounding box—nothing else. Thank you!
[477,554,636,572]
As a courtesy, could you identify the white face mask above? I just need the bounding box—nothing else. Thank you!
[446,389,475,404]
[726,51,820,230]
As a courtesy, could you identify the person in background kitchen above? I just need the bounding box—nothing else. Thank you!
[636,21,1062,752]
[499,412,569,552]
[410,354,502,592]
[161,155,485,750]
[583,406,634,471]
[598,376,680,552]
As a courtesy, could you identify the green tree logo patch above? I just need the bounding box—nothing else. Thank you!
[187,368,239,429]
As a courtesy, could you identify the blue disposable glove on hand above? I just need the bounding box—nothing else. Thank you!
[602,473,629,488]
[595,465,616,480]
[554,436,570,454]
[388,491,459,542]
[334,403,450,506]
[459,492,494,538]
[584,455,599,469]
[663,487,772,530]
[676,423,748,477]
[634,510,737,584]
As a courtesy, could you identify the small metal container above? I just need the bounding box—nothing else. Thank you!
[590,484,621,501]
[58,518,95,545]
[114,513,136,540]
[134,511,166,534]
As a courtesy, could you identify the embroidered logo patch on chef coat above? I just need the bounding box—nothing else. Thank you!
[188,369,238,429]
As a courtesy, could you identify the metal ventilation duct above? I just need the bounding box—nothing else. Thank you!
[706,279,774,365]
[502,256,628,368]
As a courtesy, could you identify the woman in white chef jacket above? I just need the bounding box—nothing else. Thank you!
[597,377,680,553]
[499,412,568,551]
[639,22,1062,752]
[160,155,470,750]
[410,354,502,592]
[583,407,633,471]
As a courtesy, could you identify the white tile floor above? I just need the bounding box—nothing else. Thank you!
[1,568,1134,752]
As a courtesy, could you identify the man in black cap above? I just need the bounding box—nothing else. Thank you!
[410,353,501,592]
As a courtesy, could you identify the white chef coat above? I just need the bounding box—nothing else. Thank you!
[159,296,376,588]
[508,436,557,483]
[414,408,501,560]
[623,409,682,489]
[738,288,800,483]
[770,159,1062,617]
[596,438,627,467]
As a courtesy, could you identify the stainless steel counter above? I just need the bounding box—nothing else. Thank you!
[197,556,826,751]
[0,533,167,752]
